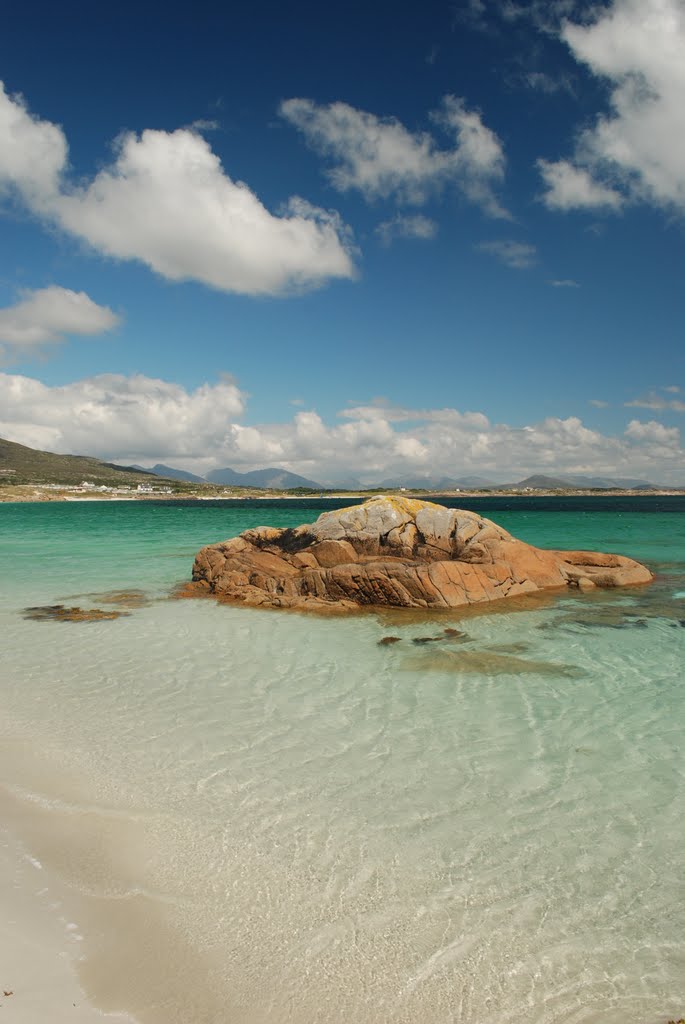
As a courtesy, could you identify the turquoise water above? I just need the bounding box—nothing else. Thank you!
[1,498,684,1024]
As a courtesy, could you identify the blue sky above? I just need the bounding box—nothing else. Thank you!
[0,0,683,484]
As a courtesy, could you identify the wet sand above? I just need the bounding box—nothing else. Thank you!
[0,827,136,1024]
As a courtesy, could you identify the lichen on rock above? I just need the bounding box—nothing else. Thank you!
[187,495,653,613]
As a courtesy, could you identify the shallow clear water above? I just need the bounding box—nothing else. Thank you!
[1,498,684,1024]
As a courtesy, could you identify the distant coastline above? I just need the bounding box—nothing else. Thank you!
[1,483,684,503]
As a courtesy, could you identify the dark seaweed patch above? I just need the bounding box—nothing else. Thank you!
[22,604,128,623]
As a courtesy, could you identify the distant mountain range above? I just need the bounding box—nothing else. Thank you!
[381,472,656,491]
[503,474,655,491]
[506,474,578,490]
[136,464,323,489]
[145,463,206,483]
[0,442,321,490]
[205,467,322,489]
[552,473,654,489]
[380,474,497,489]
[2,437,675,491]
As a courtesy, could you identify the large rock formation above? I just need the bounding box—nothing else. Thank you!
[188,496,653,612]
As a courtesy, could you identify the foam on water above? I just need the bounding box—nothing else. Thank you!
[1,498,684,1023]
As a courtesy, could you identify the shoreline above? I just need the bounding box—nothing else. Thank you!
[0,735,235,1024]
[1,824,137,1024]
[1,485,684,503]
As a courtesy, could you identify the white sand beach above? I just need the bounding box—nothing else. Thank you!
[1,828,136,1024]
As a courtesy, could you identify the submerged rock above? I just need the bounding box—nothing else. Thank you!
[88,589,151,609]
[187,496,652,613]
[403,648,584,677]
[23,604,128,622]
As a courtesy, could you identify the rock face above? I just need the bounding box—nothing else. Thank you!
[189,496,653,612]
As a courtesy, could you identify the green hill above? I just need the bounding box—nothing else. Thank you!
[0,437,176,486]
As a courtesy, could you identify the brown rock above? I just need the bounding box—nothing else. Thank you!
[308,539,358,567]
[189,496,653,613]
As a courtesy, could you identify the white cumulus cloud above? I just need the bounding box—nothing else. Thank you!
[0,372,246,461]
[624,418,681,445]
[1,372,683,484]
[537,159,623,211]
[280,96,508,216]
[539,0,685,214]
[0,287,119,359]
[0,85,65,203]
[0,82,354,296]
